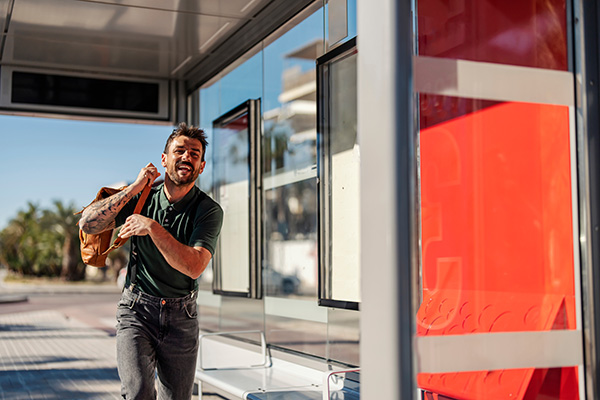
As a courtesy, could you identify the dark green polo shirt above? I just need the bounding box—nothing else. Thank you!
[116,183,223,298]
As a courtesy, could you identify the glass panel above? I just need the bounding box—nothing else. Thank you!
[327,0,347,46]
[264,181,317,296]
[418,98,579,399]
[262,9,323,300]
[417,0,568,70]
[327,307,360,365]
[328,51,359,303]
[220,53,264,114]
[196,86,219,291]
[262,7,327,359]
[197,54,263,293]
[213,107,251,295]
[325,0,357,51]
[266,313,327,356]
[415,0,581,398]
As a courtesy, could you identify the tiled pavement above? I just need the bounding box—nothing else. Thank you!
[0,310,121,399]
[0,307,224,399]
[0,270,225,400]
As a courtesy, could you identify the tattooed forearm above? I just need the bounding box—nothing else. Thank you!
[79,188,135,234]
[79,163,159,235]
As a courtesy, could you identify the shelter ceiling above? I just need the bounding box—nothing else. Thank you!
[0,0,273,79]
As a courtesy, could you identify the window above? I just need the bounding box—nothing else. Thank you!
[212,99,262,298]
[317,38,359,310]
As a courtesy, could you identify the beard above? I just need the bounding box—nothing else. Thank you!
[167,161,200,186]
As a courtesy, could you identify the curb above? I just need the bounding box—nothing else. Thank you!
[0,294,28,304]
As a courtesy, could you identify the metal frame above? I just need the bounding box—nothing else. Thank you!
[212,99,262,299]
[574,0,600,397]
[324,368,360,400]
[316,37,359,311]
[357,0,416,398]
[198,330,271,370]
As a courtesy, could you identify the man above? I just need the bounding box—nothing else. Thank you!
[79,123,223,399]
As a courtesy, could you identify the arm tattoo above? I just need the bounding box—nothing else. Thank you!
[80,189,134,234]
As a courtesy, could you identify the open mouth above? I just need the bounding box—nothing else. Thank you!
[176,162,194,174]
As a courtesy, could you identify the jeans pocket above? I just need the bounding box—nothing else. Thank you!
[184,301,198,319]
[117,292,137,309]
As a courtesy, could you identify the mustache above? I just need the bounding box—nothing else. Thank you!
[176,161,194,171]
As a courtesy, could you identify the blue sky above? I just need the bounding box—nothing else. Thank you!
[0,115,173,230]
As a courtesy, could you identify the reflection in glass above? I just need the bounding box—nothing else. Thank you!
[196,5,332,360]
[327,307,360,366]
[264,181,317,297]
[213,108,250,295]
[263,17,321,299]
[259,8,327,359]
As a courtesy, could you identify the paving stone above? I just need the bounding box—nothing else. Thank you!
[0,310,121,399]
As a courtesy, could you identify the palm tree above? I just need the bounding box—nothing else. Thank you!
[43,200,85,281]
[0,202,42,275]
[0,201,87,280]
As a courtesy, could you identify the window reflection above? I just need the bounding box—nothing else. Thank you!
[264,181,317,296]
[196,6,327,358]
[263,34,321,299]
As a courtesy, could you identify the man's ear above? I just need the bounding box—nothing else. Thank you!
[161,152,167,168]
[198,161,206,175]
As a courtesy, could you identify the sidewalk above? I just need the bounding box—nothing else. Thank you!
[0,275,214,400]
[0,309,121,399]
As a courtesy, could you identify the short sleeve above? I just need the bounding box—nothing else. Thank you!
[189,202,224,255]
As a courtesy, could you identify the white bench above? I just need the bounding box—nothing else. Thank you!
[195,331,359,400]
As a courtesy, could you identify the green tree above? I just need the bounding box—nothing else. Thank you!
[0,203,42,275]
[0,201,86,280]
[43,200,85,280]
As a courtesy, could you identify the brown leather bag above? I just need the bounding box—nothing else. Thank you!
[78,184,151,267]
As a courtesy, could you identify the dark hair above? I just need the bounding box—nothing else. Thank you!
[164,122,208,162]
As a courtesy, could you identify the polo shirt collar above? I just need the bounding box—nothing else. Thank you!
[157,183,197,211]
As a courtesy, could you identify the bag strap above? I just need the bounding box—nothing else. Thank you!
[187,201,200,292]
[129,237,140,287]
[102,183,152,256]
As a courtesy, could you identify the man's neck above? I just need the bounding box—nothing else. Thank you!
[163,178,194,204]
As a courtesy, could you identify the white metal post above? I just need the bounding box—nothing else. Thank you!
[358,0,416,398]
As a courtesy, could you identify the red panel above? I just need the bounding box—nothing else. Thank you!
[417,0,568,129]
[420,102,573,298]
[418,102,577,399]
[417,0,567,70]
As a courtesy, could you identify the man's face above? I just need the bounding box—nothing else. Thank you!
[161,136,206,186]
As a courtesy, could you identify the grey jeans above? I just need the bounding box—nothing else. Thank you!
[116,286,199,400]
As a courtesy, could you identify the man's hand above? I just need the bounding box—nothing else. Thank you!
[79,162,161,235]
[132,163,161,192]
[120,214,212,279]
[118,214,156,239]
